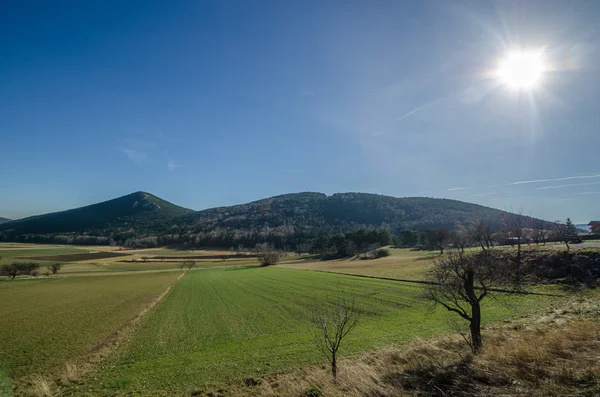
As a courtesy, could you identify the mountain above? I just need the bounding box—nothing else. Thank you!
[163,192,520,248]
[181,192,510,232]
[0,217,11,224]
[0,191,528,248]
[0,192,193,237]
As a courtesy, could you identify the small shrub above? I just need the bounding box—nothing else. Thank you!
[259,251,281,266]
[302,386,323,397]
[242,377,262,387]
[48,263,62,274]
[372,248,390,258]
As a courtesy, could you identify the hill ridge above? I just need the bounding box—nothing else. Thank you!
[0,191,537,248]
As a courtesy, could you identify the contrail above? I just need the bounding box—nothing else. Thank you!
[536,181,600,190]
[510,174,600,185]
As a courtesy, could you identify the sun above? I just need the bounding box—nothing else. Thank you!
[496,50,545,90]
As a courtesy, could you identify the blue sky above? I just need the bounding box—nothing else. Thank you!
[1,0,599,223]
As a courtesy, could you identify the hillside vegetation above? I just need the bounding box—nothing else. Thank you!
[0,217,11,224]
[0,192,192,244]
[0,191,522,248]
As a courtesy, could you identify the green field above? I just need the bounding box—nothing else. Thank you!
[0,272,179,390]
[69,267,553,396]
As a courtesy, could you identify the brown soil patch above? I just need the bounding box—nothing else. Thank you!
[20,252,129,262]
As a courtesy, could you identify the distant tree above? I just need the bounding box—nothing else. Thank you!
[1,263,21,280]
[48,263,62,275]
[0,262,39,279]
[140,256,149,262]
[427,228,452,254]
[313,236,329,257]
[256,243,281,266]
[553,218,578,252]
[23,262,40,276]
[532,220,547,245]
[503,209,527,286]
[236,244,244,255]
[221,255,228,262]
[451,226,471,252]
[309,292,360,381]
[467,217,495,250]
[181,260,196,270]
[295,243,312,256]
[369,248,390,259]
[399,230,419,247]
[424,251,510,352]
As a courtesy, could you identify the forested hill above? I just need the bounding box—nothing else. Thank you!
[177,192,509,235]
[0,192,193,238]
[0,217,11,224]
[0,191,517,247]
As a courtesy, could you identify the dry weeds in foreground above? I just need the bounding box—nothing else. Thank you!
[198,297,600,397]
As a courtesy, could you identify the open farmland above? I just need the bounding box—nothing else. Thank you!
[20,251,129,262]
[68,267,553,396]
[0,244,259,276]
[282,247,439,280]
[0,271,180,392]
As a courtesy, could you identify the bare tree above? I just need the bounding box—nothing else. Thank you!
[467,217,495,250]
[1,262,40,279]
[427,228,452,254]
[553,218,577,252]
[309,293,360,381]
[424,251,509,352]
[503,209,527,286]
[48,263,62,275]
[451,226,471,252]
[256,243,281,266]
[181,260,196,270]
[532,220,547,245]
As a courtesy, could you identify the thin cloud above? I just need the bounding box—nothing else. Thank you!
[470,192,496,197]
[167,160,183,172]
[445,187,469,191]
[537,181,600,190]
[119,147,149,164]
[572,191,600,195]
[396,101,435,122]
[510,174,600,185]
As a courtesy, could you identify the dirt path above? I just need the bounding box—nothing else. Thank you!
[35,272,188,396]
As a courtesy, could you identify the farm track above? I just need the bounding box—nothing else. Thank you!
[60,272,187,395]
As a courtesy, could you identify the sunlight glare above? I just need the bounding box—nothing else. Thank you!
[496,50,545,90]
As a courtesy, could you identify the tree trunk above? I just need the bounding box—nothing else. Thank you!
[465,270,483,353]
[516,243,522,287]
[331,352,337,381]
[470,302,482,353]
[440,247,444,255]
[565,242,570,253]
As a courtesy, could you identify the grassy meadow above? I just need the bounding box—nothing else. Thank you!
[69,267,554,396]
[1,243,583,396]
[281,247,439,280]
[0,272,179,389]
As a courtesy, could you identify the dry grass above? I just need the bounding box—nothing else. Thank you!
[281,248,438,281]
[198,296,600,397]
[29,375,53,397]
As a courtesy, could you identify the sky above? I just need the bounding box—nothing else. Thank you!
[1,0,599,223]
